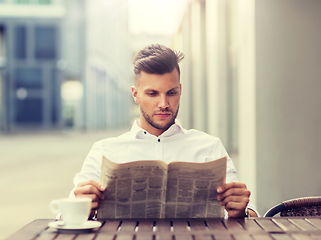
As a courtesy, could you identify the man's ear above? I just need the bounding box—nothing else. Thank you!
[131,86,140,104]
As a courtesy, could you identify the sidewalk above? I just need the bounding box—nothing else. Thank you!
[0,127,128,240]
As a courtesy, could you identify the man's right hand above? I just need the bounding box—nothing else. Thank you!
[73,180,106,218]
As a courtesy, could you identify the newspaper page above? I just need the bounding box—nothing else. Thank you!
[165,156,226,218]
[97,157,168,219]
[97,156,226,219]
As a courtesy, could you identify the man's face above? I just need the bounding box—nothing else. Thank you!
[131,68,181,136]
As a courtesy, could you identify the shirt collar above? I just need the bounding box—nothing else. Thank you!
[130,120,185,139]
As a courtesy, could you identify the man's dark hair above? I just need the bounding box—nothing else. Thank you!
[133,44,184,79]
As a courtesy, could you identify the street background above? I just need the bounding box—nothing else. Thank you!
[2,1,321,239]
[0,128,127,239]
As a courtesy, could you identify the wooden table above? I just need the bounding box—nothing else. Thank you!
[6,217,321,240]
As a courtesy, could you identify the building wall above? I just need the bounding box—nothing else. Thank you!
[176,0,321,216]
[0,0,132,132]
[174,4,193,130]
[255,0,321,215]
[0,1,68,132]
[84,0,132,130]
[0,17,63,131]
[177,0,240,148]
[231,0,257,211]
[62,0,132,130]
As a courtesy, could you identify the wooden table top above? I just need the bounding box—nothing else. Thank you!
[6,217,321,240]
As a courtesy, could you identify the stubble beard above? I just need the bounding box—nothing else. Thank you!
[141,106,179,131]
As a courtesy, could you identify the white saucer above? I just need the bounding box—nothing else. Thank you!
[48,221,102,231]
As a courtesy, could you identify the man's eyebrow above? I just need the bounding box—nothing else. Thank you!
[144,87,179,92]
[168,87,180,92]
[144,89,158,92]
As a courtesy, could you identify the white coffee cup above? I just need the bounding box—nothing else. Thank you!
[49,197,91,226]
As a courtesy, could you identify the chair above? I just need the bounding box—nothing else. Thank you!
[264,196,321,217]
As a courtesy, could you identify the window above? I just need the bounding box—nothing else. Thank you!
[35,26,56,59]
[15,0,29,4]
[15,67,42,89]
[14,26,26,60]
[39,0,51,5]
[15,0,52,4]
[0,25,5,59]
[15,99,42,123]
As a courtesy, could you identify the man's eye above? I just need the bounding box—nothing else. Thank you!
[147,92,156,96]
[168,91,178,96]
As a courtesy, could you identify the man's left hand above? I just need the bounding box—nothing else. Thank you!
[217,182,255,218]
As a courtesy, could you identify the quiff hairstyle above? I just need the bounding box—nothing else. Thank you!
[133,44,184,81]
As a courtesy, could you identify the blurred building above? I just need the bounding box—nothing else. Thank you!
[175,0,321,215]
[75,0,132,130]
[0,0,65,132]
[174,0,238,157]
[0,0,132,133]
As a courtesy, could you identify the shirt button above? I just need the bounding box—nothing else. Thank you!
[158,139,160,142]
[144,131,147,134]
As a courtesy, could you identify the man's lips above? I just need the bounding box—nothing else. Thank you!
[155,112,171,119]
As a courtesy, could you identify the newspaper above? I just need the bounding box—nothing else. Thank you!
[97,156,227,219]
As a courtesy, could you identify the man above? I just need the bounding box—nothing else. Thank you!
[71,44,258,218]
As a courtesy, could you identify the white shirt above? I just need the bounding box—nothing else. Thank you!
[71,120,258,216]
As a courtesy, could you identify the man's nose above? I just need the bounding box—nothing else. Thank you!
[158,95,169,108]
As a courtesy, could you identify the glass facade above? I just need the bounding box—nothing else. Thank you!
[15,99,42,123]
[0,0,52,4]
[35,26,56,59]
[15,68,42,88]
[15,0,52,4]
[39,0,51,4]
[1,19,61,130]
[1,0,131,131]
[14,26,26,59]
